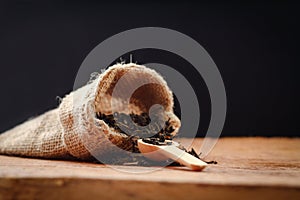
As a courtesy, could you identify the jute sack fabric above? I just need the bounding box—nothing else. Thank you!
[0,63,181,160]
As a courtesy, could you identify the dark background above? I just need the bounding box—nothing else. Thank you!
[0,1,299,137]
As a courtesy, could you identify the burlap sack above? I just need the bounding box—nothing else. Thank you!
[0,63,181,161]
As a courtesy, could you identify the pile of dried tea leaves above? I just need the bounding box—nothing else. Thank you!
[97,112,175,151]
[96,112,217,166]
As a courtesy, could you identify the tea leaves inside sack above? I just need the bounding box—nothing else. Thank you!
[96,112,175,146]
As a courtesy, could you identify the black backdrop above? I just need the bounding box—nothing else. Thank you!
[0,1,299,137]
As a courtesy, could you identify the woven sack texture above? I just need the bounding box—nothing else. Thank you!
[0,63,181,160]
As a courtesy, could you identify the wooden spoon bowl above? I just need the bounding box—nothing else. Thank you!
[137,139,207,171]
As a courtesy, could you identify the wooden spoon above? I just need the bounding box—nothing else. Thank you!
[137,139,207,171]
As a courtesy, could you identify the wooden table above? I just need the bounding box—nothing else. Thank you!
[0,137,299,200]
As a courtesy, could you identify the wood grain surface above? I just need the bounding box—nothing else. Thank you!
[0,137,299,200]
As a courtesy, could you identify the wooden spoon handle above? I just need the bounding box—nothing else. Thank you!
[159,145,207,171]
